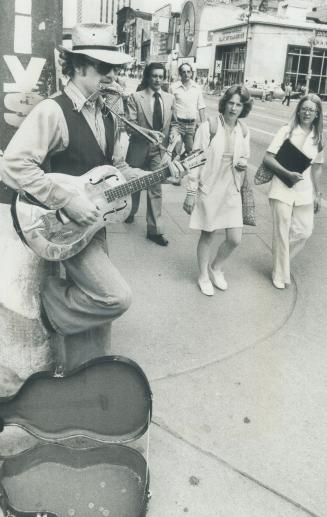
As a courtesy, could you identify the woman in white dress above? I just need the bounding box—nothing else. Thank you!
[183,85,253,296]
[263,94,324,289]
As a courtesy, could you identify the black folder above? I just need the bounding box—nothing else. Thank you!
[275,138,312,188]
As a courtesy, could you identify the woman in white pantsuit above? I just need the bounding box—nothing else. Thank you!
[263,94,324,289]
[183,85,253,296]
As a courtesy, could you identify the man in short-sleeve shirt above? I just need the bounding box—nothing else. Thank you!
[170,63,206,155]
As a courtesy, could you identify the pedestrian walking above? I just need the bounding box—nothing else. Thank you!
[183,84,253,296]
[263,94,324,289]
[282,82,292,106]
[269,79,275,101]
[261,80,269,102]
[125,62,179,246]
[170,63,206,156]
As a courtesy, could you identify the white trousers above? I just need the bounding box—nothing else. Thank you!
[269,199,314,284]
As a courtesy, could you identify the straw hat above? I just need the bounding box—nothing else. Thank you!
[61,23,131,65]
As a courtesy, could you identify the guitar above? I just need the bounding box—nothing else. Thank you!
[12,150,206,261]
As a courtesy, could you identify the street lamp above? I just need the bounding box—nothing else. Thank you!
[243,0,253,83]
[306,30,316,94]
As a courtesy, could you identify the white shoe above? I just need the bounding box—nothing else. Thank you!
[209,268,228,291]
[198,278,214,296]
[272,277,285,289]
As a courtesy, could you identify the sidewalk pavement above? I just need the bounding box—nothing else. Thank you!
[105,172,326,517]
[0,117,326,515]
[1,174,326,517]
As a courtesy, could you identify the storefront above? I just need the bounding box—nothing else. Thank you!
[210,17,327,98]
[213,26,247,87]
[285,43,327,95]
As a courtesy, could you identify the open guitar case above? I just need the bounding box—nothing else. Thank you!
[0,356,152,517]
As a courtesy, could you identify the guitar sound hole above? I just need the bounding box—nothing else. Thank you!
[103,201,127,221]
[89,174,116,186]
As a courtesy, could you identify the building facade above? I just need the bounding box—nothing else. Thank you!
[150,4,180,79]
[210,16,327,97]
[63,0,119,38]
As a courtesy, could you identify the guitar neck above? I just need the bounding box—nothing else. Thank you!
[104,166,170,203]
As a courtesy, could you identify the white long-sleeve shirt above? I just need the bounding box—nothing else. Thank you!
[1,80,142,210]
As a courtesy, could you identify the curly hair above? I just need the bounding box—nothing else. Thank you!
[219,84,253,119]
[290,93,324,149]
[58,49,93,78]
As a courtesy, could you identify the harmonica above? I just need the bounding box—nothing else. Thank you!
[99,83,124,96]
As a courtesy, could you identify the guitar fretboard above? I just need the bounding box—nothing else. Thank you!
[104,166,169,202]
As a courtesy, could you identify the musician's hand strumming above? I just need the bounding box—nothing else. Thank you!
[64,195,100,226]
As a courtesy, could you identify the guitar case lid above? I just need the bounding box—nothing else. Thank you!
[0,356,152,517]
[0,356,152,443]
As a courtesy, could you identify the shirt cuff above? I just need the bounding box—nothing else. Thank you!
[43,183,76,210]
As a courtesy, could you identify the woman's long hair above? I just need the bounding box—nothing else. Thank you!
[219,84,253,119]
[290,94,324,150]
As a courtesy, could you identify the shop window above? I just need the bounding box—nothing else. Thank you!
[322,58,327,77]
[309,76,320,95]
[312,56,323,75]
[285,46,327,96]
[319,76,326,95]
[220,44,246,87]
[289,47,302,55]
[286,54,299,73]
[298,55,309,74]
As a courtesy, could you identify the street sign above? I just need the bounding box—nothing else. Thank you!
[215,60,222,74]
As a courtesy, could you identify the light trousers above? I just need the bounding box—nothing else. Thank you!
[41,229,132,335]
[270,199,314,284]
[175,121,196,155]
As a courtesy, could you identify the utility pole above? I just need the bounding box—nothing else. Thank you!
[77,0,83,23]
[243,0,253,83]
[306,29,316,94]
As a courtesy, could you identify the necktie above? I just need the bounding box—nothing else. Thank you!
[152,92,163,131]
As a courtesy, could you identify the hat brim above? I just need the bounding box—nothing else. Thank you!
[59,46,132,65]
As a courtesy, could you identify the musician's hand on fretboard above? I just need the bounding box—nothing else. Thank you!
[166,157,187,185]
[148,130,164,144]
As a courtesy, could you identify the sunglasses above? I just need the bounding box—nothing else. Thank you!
[89,59,118,76]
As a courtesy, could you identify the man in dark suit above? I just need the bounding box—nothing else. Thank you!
[125,62,178,246]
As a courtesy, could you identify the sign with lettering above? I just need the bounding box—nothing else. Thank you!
[217,26,246,46]
[215,60,222,74]
[151,4,171,57]
[0,0,62,151]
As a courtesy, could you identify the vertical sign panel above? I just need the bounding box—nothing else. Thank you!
[0,0,63,152]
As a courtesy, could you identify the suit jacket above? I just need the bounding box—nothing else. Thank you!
[126,87,177,168]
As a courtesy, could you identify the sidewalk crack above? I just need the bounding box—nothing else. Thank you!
[153,419,322,517]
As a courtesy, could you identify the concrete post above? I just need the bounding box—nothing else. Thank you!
[0,1,63,394]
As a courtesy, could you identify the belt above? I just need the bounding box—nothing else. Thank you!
[177,117,196,123]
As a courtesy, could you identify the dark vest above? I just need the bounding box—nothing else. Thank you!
[50,93,115,176]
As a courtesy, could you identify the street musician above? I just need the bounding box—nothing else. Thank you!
[1,23,179,336]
